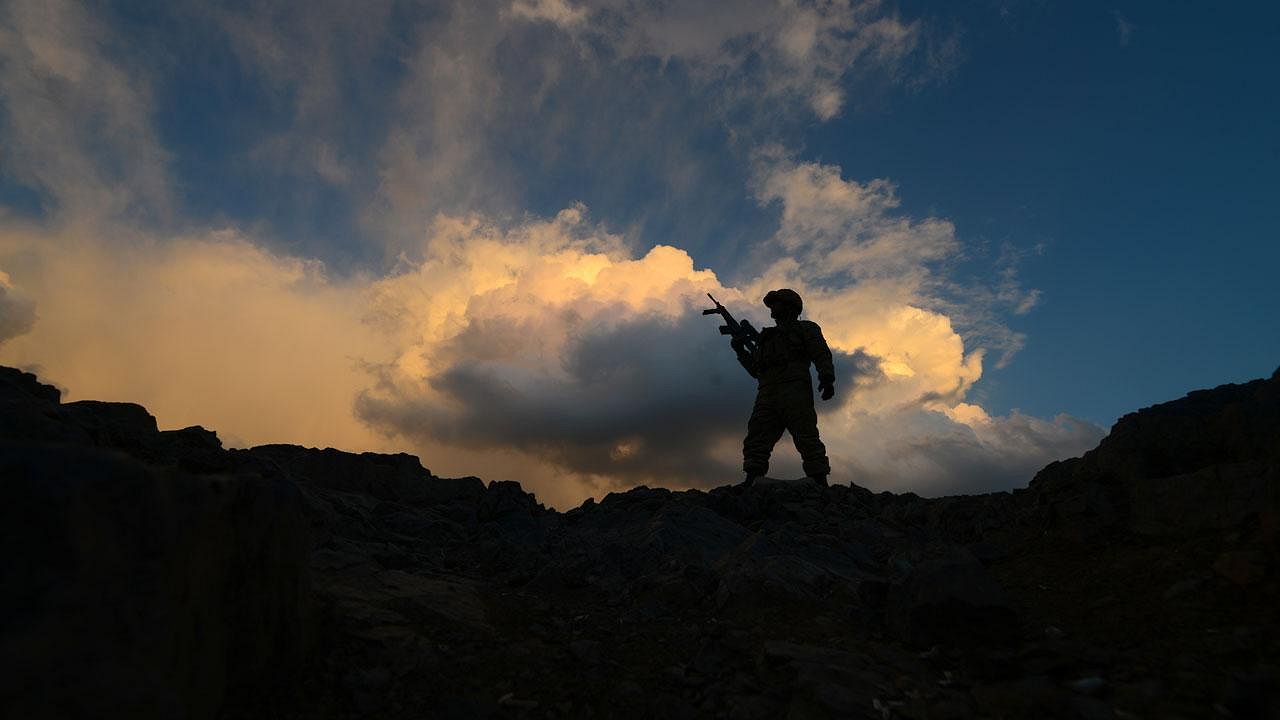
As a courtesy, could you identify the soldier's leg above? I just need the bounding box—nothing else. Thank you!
[742,387,785,477]
[781,381,831,478]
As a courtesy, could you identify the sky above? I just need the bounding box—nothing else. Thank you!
[1,0,1276,509]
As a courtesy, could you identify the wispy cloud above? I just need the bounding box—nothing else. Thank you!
[0,0,172,223]
[1113,10,1134,47]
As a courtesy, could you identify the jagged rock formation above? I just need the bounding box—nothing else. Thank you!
[0,368,311,720]
[1,366,1277,719]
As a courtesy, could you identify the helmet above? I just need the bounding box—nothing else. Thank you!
[763,288,803,314]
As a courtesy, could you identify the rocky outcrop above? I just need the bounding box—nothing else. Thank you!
[0,368,311,720]
[2,365,1277,719]
[2,445,310,720]
[1027,368,1280,540]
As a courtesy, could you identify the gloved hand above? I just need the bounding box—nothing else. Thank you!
[818,381,834,400]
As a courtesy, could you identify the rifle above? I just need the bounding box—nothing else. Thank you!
[702,293,761,362]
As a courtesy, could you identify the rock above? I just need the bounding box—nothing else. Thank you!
[1068,676,1106,694]
[497,692,539,709]
[59,399,160,451]
[971,676,1063,718]
[570,639,603,665]
[0,444,311,720]
[153,425,230,473]
[761,642,880,718]
[1028,369,1280,541]
[478,479,546,521]
[887,548,1019,647]
[1162,577,1206,600]
[237,444,467,505]
[715,533,853,611]
[4,363,1279,718]
[0,365,61,402]
[0,373,89,444]
[1213,550,1266,586]
[1128,463,1280,535]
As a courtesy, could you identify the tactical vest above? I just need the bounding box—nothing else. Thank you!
[755,323,811,385]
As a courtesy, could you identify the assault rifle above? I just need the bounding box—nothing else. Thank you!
[702,293,761,362]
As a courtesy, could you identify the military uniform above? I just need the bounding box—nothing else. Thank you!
[737,315,835,479]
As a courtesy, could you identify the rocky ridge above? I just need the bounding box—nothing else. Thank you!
[1,366,1277,719]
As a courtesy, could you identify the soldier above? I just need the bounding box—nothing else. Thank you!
[735,289,835,487]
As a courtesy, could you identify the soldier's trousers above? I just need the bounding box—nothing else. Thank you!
[742,379,830,478]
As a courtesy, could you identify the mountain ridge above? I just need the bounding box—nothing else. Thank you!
[1,365,1276,718]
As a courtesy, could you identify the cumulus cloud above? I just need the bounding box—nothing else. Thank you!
[345,194,1100,500]
[354,209,754,477]
[354,208,883,492]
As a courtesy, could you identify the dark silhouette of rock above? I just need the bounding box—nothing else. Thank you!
[1028,368,1280,540]
[0,424,310,719]
[886,547,1018,647]
[234,443,486,506]
[1,364,1277,718]
[0,365,60,402]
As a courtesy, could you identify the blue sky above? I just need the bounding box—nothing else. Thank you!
[810,1,1280,424]
[1,0,1276,505]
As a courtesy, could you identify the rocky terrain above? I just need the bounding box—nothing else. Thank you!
[1,365,1277,719]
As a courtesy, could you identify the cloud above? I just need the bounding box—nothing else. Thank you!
[0,194,1100,506]
[840,405,1105,496]
[0,0,172,223]
[510,0,588,27]
[365,0,948,253]
[0,269,35,345]
[751,147,959,283]
[0,226,393,452]
[348,196,1100,501]
[748,149,1040,368]
[353,208,748,486]
[358,278,882,488]
[576,0,925,122]
[0,0,1102,509]
[1113,11,1134,47]
[729,152,1102,490]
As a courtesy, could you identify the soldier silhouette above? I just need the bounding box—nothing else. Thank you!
[732,289,835,487]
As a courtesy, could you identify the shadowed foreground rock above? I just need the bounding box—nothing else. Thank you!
[1,365,1277,719]
[0,368,311,720]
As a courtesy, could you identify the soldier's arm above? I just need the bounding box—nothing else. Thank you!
[802,322,836,386]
